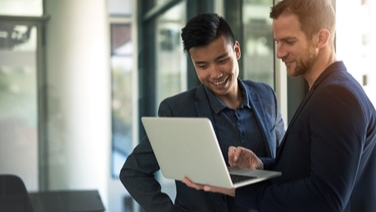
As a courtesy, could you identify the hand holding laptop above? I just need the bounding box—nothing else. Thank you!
[182,177,236,197]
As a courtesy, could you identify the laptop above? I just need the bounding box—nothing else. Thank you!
[141,117,281,188]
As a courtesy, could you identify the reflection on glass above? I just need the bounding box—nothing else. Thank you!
[0,24,38,190]
[0,0,43,16]
[242,0,274,87]
[110,24,133,178]
[155,1,187,106]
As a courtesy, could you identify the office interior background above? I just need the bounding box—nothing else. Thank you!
[0,0,375,211]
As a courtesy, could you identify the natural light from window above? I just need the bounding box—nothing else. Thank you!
[336,0,376,105]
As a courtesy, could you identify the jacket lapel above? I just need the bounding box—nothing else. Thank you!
[276,62,343,157]
[247,86,276,158]
[194,84,215,122]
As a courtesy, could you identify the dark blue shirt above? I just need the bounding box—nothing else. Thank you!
[204,80,267,163]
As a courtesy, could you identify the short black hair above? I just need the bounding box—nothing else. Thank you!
[181,13,235,54]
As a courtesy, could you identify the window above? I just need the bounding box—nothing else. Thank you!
[108,0,132,16]
[242,0,274,87]
[336,1,376,104]
[108,0,137,180]
[110,24,134,178]
[0,23,39,190]
[0,0,43,16]
[155,1,187,106]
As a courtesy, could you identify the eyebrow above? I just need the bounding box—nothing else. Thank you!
[275,36,297,42]
[194,53,229,65]
[215,53,228,60]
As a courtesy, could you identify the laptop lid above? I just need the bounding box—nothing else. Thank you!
[141,117,281,188]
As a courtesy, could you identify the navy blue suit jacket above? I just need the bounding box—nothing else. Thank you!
[120,80,285,211]
[236,62,376,212]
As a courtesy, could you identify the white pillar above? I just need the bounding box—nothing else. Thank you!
[45,0,110,209]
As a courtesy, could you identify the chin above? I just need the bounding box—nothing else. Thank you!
[287,70,296,77]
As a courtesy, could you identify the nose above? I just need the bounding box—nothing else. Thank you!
[215,73,223,79]
[276,43,287,59]
[208,64,223,79]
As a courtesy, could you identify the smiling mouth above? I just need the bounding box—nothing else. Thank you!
[213,76,228,85]
[283,59,293,65]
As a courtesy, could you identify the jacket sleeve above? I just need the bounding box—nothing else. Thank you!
[119,100,183,212]
[119,136,182,212]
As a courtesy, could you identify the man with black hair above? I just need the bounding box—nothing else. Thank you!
[120,13,284,211]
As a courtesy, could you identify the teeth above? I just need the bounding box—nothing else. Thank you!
[214,77,227,85]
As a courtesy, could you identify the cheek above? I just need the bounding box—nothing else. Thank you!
[227,59,236,72]
[195,69,209,81]
[292,44,308,57]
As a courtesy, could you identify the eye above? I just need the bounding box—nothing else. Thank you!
[284,39,296,45]
[218,58,228,64]
[286,41,294,45]
[197,64,208,69]
[276,38,296,46]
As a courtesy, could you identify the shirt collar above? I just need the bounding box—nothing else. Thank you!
[204,80,251,114]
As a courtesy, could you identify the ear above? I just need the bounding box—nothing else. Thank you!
[234,40,241,59]
[317,29,331,48]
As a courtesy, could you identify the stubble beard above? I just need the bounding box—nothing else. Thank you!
[293,44,317,77]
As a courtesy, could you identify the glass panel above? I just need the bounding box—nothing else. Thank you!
[0,0,43,16]
[110,24,133,178]
[0,24,38,190]
[155,1,187,106]
[154,0,171,6]
[242,0,274,87]
[108,0,132,16]
[336,0,376,105]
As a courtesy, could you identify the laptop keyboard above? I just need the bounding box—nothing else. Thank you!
[230,174,257,183]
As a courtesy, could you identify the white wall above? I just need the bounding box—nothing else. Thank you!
[44,0,111,209]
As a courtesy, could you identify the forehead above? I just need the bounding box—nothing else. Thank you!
[189,36,232,61]
[272,14,305,40]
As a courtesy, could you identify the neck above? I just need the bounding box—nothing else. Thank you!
[305,46,337,89]
[219,87,242,110]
